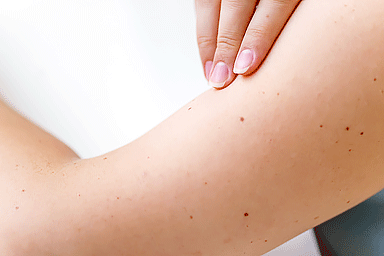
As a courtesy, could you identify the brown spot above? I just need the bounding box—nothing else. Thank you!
[295,220,299,223]
[15,206,19,210]
[347,201,350,203]
[346,127,350,131]
[246,225,249,227]
[320,125,323,128]
[103,157,107,160]
[265,240,268,242]
[360,132,364,135]
[16,165,18,167]
[374,78,377,81]
[190,215,193,219]
[314,216,319,220]
[244,213,249,217]
[188,107,192,110]
[277,93,280,96]
[240,117,244,122]
[205,182,207,185]
[117,197,120,200]
[22,189,25,192]
[349,149,352,152]
[266,15,269,18]
[336,140,339,143]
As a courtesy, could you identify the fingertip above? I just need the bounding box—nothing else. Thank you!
[233,49,256,75]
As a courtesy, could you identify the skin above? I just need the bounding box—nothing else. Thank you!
[2,0,384,255]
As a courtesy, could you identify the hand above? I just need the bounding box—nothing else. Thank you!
[195,0,302,89]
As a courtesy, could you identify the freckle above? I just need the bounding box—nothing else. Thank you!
[16,165,18,167]
[349,149,352,152]
[374,78,377,81]
[251,241,253,243]
[244,213,249,217]
[336,141,339,143]
[22,189,25,192]
[320,125,323,128]
[360,132,364,135]
[205,182,207,184]
[346,127,350,131]
[117,197,120,200]
[347,201,350,203]
[265,240,268,242]
[188,107,192,110]
[246,225,248,227]
[295,220,299,223]
[314,216,319,220]
[15,206,19,210]
[190,215,193,219]
[277,93,279,96]
[104,157,107,160]
[51,172,54,174]
[240,117,244,122]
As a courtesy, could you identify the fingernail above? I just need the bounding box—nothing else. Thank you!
[233,49,255,74]
[205,61,213,80]
[209,62,229,88]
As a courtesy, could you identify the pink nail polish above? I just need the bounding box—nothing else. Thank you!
[209,62,229,88]
[234,49,255,74]
[205,61,213,80]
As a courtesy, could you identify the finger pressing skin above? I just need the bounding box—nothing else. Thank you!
[233,0,302,76]
[195,0,221,80]
[209,0,259,89]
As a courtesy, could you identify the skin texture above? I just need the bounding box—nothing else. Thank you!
[2,0,384,255]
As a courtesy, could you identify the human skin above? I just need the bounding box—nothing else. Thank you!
[2,0,384,255]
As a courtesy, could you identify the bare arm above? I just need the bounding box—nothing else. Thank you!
[3,0,384,255]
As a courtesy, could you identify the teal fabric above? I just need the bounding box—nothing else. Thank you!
[314,188,384,255]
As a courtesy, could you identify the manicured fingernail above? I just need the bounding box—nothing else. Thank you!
[209,62,229,88]
[233,49,255,74]
[205,61,213,80]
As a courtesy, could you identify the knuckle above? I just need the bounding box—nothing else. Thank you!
[196,35,216,49]
[271,0,296,7]
[216,33,240,51]
[246,25,270,39]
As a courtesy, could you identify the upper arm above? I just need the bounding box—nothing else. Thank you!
[7,0,384,255]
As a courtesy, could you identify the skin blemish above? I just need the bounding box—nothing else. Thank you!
[111,215,113,218]
[246,225,249,227]
[360,132,364,135]
[295,220,299,223]
[336,140,339,143]
[205,182,207,185]
[190,215,193,219]
[240,117,245,122]
[265,240,268,242]
[244,213,249,217]
[147,156,150,159]
[314,216,319,220]
[15,206,19,210]
[251,241,253,243]
[16,165,18,167]
[188,107,192,110]
[346,127,350,131]
[347,201,350,203]
[78,194,81,197]
[103,157,107,160]
[374,78,377,81]
[320,125,323,128]
[349,149,352,152]
[22,189,25,192]
[117,197,120,200]
[277,93,280,96]
[262,91,265,94]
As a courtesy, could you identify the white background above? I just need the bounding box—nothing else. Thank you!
[0,1,321,255]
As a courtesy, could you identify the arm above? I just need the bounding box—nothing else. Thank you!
[3,0,384,255]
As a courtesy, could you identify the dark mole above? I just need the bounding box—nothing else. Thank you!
[265,240,268,242]
[244,213,249,217]
[190,215,193,219]
[360,132,364,135]
[314,216,319,220]
[15,206,19,210]
[320,125,323,128]
[349,149,352,152]
[240,117,244,122]
[346,127,350,131]
[347,201,350,203]
[104,157,107,160]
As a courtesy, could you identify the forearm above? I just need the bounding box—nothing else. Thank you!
[4,0,384,255]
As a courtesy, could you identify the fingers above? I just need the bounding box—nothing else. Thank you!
[209,0,259,89]
[195,0,221,80]
[233,0,302,77]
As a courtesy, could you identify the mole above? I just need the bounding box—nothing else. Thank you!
[320,125,323,128]
[104,157,107,160]
[374,78,377,81]
[15,206,19,210]
[188,107,192,110]
[190,215,193,219]
[347,201,350,203]
[314,216,319,220]
[244,213,249,217]
[360,132,364,135]
[117,197,120,200]
[265,240,268,242]
[240,117,245,122]
[277,93,280,96]
[346,127,350,131]
[22,189,25,192]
